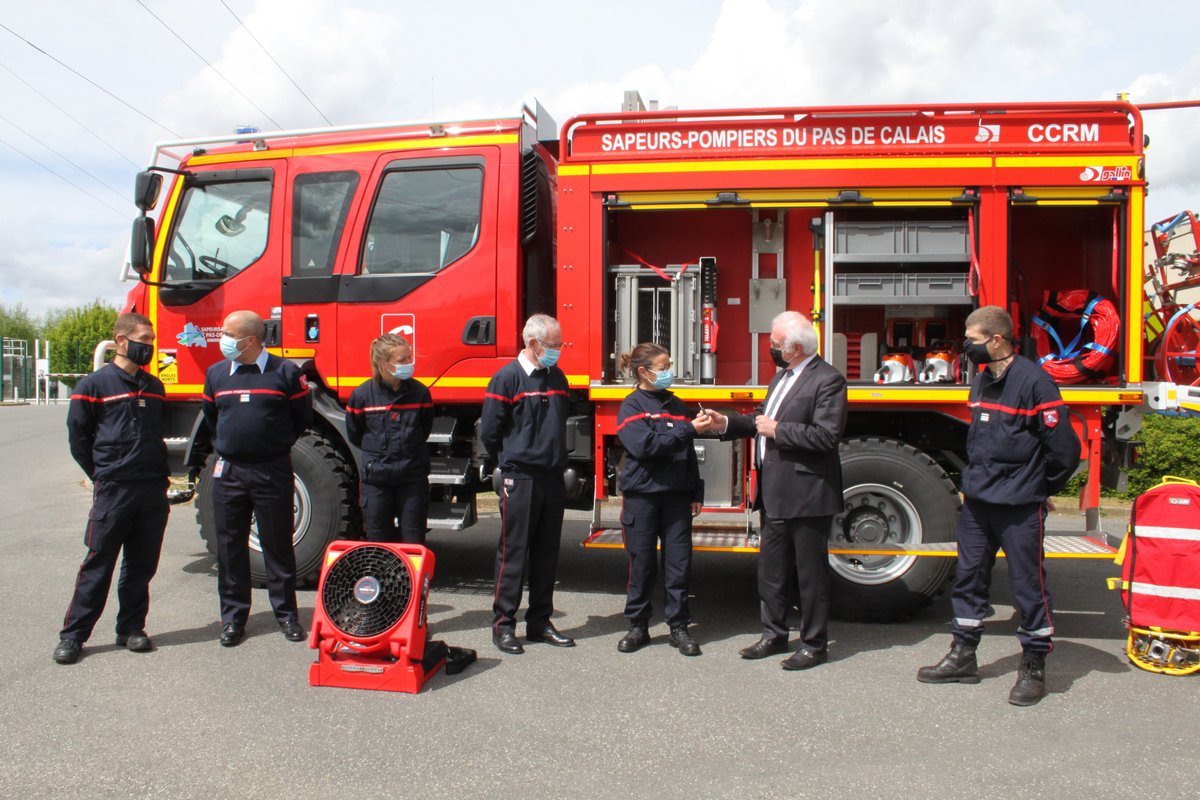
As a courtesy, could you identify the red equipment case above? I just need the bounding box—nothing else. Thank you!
[1113,477,1200,674]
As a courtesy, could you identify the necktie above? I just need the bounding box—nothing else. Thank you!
[237,363,260,375]
[758,369,793,465]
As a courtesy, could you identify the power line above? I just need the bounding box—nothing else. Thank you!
[135,0,284,130]
[218,0,332,126]
[0,21,179,137]
[0,111,128,206]
[0,60,141,169]
[0,132,128,220]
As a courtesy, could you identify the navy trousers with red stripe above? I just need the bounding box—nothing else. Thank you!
[209,455,299,626]
[621,492,693,629]
[361,479,429,544]
[492,474,564,634]
[61,478,169,642]
[951,498,1054,654]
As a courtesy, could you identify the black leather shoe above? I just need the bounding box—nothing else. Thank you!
[53,639,82,665]
[493,631,524,654]
[739,636,789,660]
[781,647,828,671]
[669,626,702,656]
[280,620,306,642]
[526,623,575,647]
[219,623,245,648]
[618,624,651,653]
[115,631,153,652]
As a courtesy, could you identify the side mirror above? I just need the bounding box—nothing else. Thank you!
[130,216,155,276]
[134,170,163,212]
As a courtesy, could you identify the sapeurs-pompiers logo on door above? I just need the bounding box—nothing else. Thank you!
[381,314,416,356]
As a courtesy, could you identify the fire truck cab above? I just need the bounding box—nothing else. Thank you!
[123,98,1145,620]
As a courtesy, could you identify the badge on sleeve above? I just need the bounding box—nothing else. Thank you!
[299,374,309,392]
[1042,409,1059,428]
[213,458,225,478]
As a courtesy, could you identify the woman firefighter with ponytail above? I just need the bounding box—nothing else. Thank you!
[345,334,435,543]
[614,342,714,656]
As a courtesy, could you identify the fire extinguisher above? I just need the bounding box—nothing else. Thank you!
[700,256,719,384]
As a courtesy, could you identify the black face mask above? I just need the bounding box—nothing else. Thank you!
[124,339,154,367]
[769,347,790,369]
[963,338,1002,366]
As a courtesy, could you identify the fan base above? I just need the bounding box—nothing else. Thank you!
[310,639,448,693]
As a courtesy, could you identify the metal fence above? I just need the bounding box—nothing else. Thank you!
[1,337,34,402]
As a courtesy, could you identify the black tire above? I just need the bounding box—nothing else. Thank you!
[829,437,960,622]
[196,433,358,588]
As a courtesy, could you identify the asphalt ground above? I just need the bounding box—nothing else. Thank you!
[1,403,1193,800]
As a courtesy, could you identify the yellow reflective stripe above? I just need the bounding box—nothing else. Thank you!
[592,156,991,175]
[996,156,1140,168]
[187,134,517,166]
[166,384,205,394]
[589,386,768,402]
[848,388,971,402]
[558,164,590,176]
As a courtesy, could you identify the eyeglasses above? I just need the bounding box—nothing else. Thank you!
[538,339,563,349]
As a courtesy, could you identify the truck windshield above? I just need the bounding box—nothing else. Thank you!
[164,179,271,282]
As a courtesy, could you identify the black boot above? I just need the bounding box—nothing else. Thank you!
[1008,651,1047,706]
[917,641,980,684]
[669,625,702,656]
[617,624,650,653]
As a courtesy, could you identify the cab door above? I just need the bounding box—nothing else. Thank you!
[151,161,287,397]
[332,149,498,400]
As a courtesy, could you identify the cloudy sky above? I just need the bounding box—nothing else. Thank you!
[2,0,1198,316]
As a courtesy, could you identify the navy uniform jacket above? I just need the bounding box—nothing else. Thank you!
[616,387,703,503]
[480,358,569,479]
[201,354,312,462]
[345,377,434,485]
[67,363,168,481]
[961,355,1081,505]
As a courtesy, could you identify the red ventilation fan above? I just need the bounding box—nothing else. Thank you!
[309,541,446,693]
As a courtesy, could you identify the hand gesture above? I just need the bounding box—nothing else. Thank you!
[692,409,714,434]
[754,414,778,438]
[701,409,726,432]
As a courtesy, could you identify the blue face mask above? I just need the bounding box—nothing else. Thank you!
[538,346,561,369]
[219,334,246,361]
[651,368,674,390]
[393,362,414,381]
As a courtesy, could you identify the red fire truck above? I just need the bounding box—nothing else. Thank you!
[121,97,1150,620]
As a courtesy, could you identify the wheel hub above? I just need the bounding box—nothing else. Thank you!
[829,482,920,585]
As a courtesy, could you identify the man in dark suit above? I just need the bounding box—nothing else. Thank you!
[706,311,847,670]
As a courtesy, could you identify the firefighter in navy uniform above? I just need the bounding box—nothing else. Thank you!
[201,310,312,647]
[918,305,1080,706]
[614,342,712,656]
[55,312,169,665]
[480,313,575,654]
[345,334,434,543]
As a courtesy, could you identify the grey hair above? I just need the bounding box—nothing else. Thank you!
[522,313,560,345]
[773,310,818,355]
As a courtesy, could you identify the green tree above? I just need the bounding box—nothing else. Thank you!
[0,302,43,343]
[45,300,119,386]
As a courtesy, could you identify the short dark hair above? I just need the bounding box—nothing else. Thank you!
[113,312,152,338]
[964,305,1013,339]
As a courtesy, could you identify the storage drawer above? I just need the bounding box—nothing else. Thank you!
[906,222,968,255]
[834,220,969,258]
[833,273,903,299]
[905,273,969,300]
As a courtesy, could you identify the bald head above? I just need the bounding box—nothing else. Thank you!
[221,310,266,363]
[224,310,265,340]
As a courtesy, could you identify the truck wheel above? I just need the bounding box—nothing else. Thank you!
[829,437,960,622]
[196,433,358,588]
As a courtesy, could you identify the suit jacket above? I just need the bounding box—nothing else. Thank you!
[723,355,848,518]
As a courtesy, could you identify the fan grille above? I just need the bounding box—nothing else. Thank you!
[321,546,414,637]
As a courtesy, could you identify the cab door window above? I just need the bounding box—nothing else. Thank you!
[292,171,359,277]
[164,174,272,282]
[360,164,483,275]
